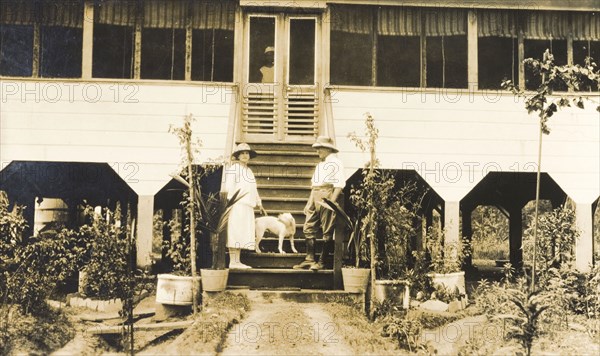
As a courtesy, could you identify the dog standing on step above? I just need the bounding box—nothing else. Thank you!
[255,213,297,254]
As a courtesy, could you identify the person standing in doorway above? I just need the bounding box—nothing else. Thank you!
[294,136,346,270]
[225,143,266,269]
[260,46,275,83]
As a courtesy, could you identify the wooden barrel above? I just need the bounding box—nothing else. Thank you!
[34,198,69,236]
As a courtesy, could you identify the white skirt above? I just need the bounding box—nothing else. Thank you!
[227,203,255,250]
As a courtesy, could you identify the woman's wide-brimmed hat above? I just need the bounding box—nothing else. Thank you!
[312,136,338,153]
[232,142,257,159]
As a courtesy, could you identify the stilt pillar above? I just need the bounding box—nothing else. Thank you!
[574,202,593,272]
[136,195,154,267]
[508,205,523,269]
[462,205,474,269]
[443,201,461,261]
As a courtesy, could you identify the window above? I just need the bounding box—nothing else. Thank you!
[330,30,372,86]
[40,26,82,78]
[329,5,468,88]
[426,35,467,88]
[0,24,33,77]
[0,0,83,78]
[478,37,518,89]
[522,11,569,90]
[574,40,600,91]
[289,18,315,85]
[377,35,420,87]
[141,28,186,80]
[524,39,567,90]
[93,1,136,79]
[192,29,234,82]
[423,9,467,88]
[39,1,83,78]
[248,16,276,84]
[572,12,600,91]
[477,10,518,89]
[140,0,186,80]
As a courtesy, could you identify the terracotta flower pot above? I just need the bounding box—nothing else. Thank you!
[200,269,229,292]
[342,267,370,293]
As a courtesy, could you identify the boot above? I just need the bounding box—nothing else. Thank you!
[228,248,251,269]
[293,238,315,269]
[311,240,333,271]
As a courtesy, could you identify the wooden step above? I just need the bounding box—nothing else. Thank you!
[251,165,314,178]
[227,268,334,290]
[256,176,312,186]
[240,252,306,268]
[250,161,316,168]
[261,197,307,211]
[250,237,328,255]
[258,188,310,203]
[250,142,314,152]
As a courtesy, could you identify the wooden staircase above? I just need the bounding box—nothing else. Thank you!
[227,142,336,290]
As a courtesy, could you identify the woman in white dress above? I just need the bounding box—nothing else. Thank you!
[224,143,266,269]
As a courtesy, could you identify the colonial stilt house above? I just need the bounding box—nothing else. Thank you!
[1,1,599,289]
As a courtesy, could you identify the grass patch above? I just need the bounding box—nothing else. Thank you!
[2,304,75,355]
[323,303,400,355]
[149,291,251,354]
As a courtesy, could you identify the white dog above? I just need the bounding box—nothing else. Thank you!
[255,213,297,254]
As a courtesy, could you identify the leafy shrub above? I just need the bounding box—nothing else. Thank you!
[523,206,578,275]
[504,288,552,356]
[471,206,509,261]
[78,206,133,300]
[432,284,461,304]
[382,312,425,353]
[425,226,471,274]
[377,180,427,279]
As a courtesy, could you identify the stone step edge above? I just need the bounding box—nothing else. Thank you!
[228,268,333,274]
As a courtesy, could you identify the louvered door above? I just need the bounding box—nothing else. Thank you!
[285,87,318,137]
[241,13,321,142]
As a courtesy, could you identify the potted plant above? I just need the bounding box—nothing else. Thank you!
[157,212,200,306]
[160,115,246,312]
[197,188,244,292]
[324,113,388,316]
[424,226,471,297]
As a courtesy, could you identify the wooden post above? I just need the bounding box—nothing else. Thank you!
[333,195,344,290]
[32,23,40,77]
[467,10,478,91]
[508,205,523,269]
[518,30,525,88]
[133,2,142,80]
[371,7,377,87]
[81,0,94,79]
[420,9,427,88]
[185,2,192,81]
[461,205,473,269]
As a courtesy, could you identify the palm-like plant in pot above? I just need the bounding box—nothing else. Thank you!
[195,187,245,292]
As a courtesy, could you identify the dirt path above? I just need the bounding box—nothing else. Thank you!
[219,301,354,355]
